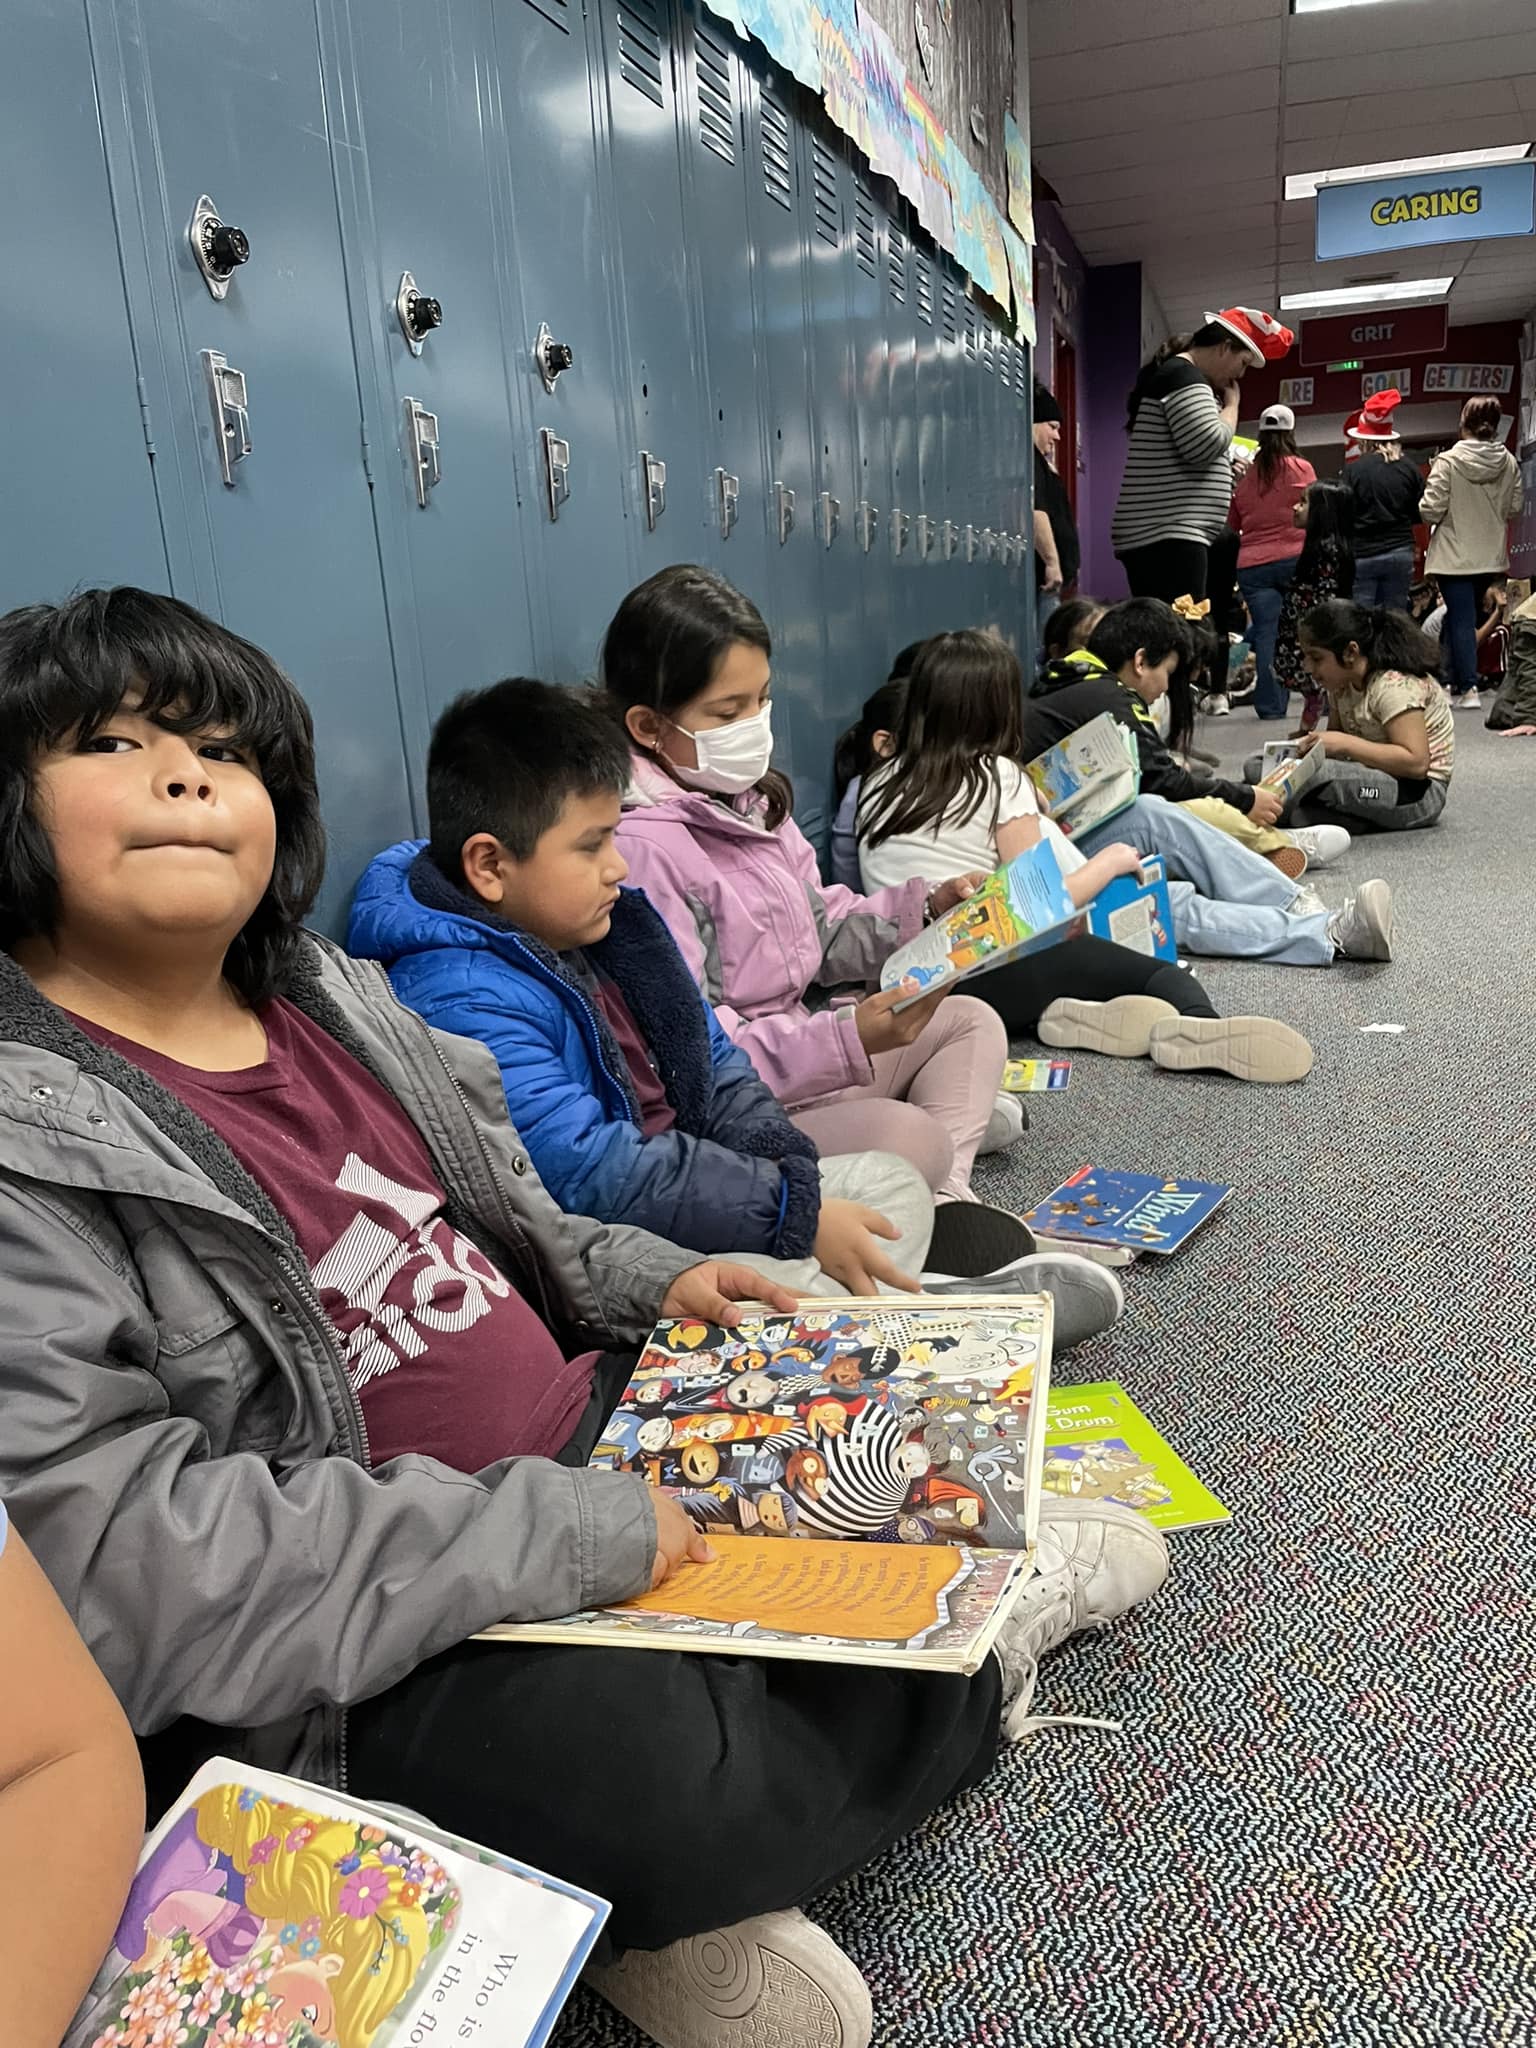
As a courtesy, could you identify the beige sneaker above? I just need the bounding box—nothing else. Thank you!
[1037,993,1178,1058]
[586,1908,874,2048]
[1147,1014,1314,1084]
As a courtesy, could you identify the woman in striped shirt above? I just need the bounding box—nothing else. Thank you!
[1113,307,1293,607]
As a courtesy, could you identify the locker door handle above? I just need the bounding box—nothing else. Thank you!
[981,527,996,562]
[940,519,957,561]
[200,349,251,487]
[404,398,441,507]
[716,468,740,540]
[641,450,667,531]
[916,514,933,558]
[856,501,878,553]
[819,492,840,548]
[963,523,978,563]
[890,507,910,557]
[774,480,795,545]
[542,429,571,521]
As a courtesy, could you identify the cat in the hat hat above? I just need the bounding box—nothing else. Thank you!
[1343,388,1404,464]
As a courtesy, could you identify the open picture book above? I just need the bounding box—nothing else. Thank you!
[478,1296,1054,1673]
[1025,708,1141,838]
[67,1758,608,2048]
[1259,737,1330,803]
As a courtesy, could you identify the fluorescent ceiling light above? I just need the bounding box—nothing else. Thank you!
[1293,0,1400,12]
[1279,278,1453,311]
[1286,145,1532,204]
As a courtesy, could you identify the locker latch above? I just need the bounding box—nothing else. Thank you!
[716,469,740,540]
[818,492,840,548]
[940,520,957,561]
[774,481,796,545]
[542,429,572,520]
[856,501,878,553]
[963,523,978,563]
[396,273,444,357]
[916,514,934,558]
[404,398,441,507]
[982,527,997,562]
[641,451,667,531]
[535,325,575,393]
[890,508,910,556]
[189,195,250,301]
[200,349,251,486]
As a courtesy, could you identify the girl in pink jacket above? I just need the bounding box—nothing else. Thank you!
[601,565,1025,1238]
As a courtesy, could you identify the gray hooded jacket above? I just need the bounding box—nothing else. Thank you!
[0,937,687,1790]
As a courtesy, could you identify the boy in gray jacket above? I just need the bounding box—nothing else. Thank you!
[0,588,1166,2048]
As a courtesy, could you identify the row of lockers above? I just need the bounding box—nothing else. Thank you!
[10,0,1035,925]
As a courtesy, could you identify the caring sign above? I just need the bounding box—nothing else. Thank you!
[1315,161,1535,262]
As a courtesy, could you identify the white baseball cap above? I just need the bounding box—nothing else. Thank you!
[1259,403,1295,431]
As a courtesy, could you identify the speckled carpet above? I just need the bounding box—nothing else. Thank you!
[557,713,1536,2048]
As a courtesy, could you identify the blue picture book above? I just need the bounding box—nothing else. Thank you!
[1081,855,1176,963]
[1023,1166,1232,1255]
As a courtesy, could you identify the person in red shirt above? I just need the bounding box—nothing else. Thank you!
[1229,402,1316,720]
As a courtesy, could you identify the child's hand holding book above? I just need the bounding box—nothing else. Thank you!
[1067,841,1145,908]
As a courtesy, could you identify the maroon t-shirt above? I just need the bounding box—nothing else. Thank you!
[588,973,676,1138]
[73,998,596,1471]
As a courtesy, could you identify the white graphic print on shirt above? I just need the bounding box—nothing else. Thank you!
[309,1152,511,1389]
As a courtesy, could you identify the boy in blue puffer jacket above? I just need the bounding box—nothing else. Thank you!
[349,677,937,1296]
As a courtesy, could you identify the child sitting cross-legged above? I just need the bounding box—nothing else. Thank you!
[350,678,938,1301]
[0,588,1168,2048]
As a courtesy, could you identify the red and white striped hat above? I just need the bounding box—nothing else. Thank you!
[1346,389,1403,441]
[1203,306,1295,367]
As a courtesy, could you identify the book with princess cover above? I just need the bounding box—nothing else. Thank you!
[478,1295,1054,1673]
[1025,709,1141,838]
[1045,1381,1230,1531]
[66,1758,608,2048]
[1023,1166,1232,1255]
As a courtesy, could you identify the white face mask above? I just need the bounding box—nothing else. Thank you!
[667,703,774,796]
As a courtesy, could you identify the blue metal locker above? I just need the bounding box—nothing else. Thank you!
[933,265,969,632]
[910,243,943,638]
[590,0,710,571]
[673,3,776,604]
[2,2,169,610]
[86,0,416,932]
[883,219,923,662]
[490,0,633,681]
[845,173,896,677]
[740,66,824,834]
[976,317,1004,633]
[323,0,540,749]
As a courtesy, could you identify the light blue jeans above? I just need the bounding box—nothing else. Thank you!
[1236,557,1297,719]
[1076,795,1335,966]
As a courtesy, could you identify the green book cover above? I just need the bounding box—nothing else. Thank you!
[1044,1381,1229,1531]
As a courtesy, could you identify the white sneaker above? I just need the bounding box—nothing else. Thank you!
[979,1090,1027,1154]
[1203,692,1231,717]
[1451,689,1483,710]
[587,1908,873,2048]
[1285,823,1351,868]
[922,1251,1124,1350]
[995,1499,1170,1741]
[1037,993,1179,1058]
[1289,883,1328,918]
[1147,1013,1315,1083]
[1327,878,1394,962]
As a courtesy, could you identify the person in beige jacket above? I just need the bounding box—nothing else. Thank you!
[1421,396,1525,708]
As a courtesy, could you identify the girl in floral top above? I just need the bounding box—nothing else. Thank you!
[1273,482,1356,735]
[1292,599,1455,833]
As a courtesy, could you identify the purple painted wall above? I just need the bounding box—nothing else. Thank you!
[1079,263,1141,600]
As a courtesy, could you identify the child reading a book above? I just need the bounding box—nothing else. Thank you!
[1284,599,1456,833]
[855,630,1314,1083]
[0,1500,144,2048]
[602,565,1100,1297]
[0,587,1168,2048]
[1272,481,1357,738]
[1026,597,1348,874]
[350,676,939,1300]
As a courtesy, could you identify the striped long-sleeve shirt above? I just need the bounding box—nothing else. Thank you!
[1112,356,1234,554]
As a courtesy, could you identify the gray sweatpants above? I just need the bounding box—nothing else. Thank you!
[728,1149,935,1296]
[1244,753,1450,834]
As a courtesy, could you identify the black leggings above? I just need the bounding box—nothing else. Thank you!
[1118,537,1210,605]
[970,933,1219,1035]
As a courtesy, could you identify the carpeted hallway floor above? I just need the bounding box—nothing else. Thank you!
[556,714,1536,2048]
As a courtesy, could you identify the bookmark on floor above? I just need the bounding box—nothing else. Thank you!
[1003,1058,1072,1092]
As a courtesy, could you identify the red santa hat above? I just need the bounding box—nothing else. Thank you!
[1346,389,1403,442]
[1202,306,1295,366]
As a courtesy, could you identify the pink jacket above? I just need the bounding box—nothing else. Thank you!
[615,752,929,1107]
[1229,455,1315,567]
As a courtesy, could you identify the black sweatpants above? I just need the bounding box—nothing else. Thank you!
[1118,537,1210,605]
[970,933,1219,1035]
[346,1354,1004,1956]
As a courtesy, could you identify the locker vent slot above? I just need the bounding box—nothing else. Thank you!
[695,23,735,163]
[811,139,839,246]
[522,0,571,32]
[888,223,907,303]
[963,307,977,358]
[980,328,994,372]
[854,188,877,276]
[617,0,666,107]
[999,337,1012,389]
[915,256,933,325]
[940,278,957,341]
[761,96,793,209]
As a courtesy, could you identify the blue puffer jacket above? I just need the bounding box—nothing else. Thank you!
[348,842,823,1258]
